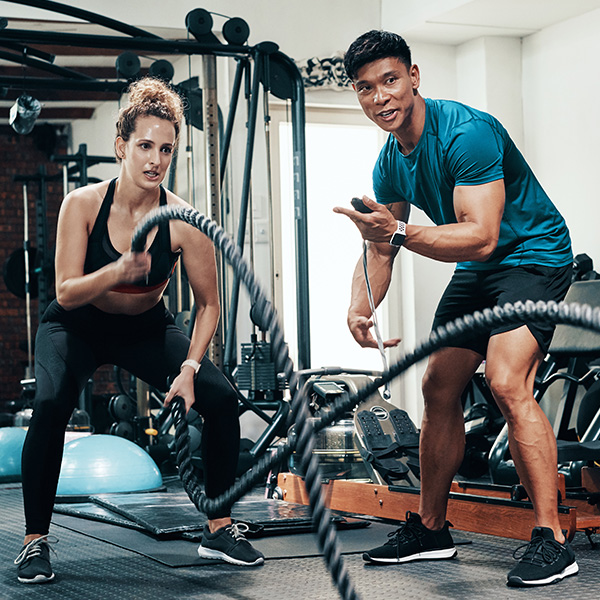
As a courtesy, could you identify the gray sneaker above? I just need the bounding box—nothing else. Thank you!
[198,523,264,567]
[14,535,57,584]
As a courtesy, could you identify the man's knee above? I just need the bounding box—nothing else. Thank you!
[485,368,531,421]
[422,353,479,409]
[422,369,444,404]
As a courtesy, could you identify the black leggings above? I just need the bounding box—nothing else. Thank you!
[22,300,240,534]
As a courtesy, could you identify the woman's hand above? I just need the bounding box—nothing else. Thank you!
[164,369,196,414]
[115,251,152,283]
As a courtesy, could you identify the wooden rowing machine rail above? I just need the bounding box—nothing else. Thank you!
[277,468,600,541]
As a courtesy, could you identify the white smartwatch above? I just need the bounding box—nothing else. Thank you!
[389,220,407,247]
[181,359,201,377]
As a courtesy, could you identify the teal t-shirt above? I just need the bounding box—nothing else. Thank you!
[372,98,572,270]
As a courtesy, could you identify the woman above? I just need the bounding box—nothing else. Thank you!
[14,78,264,584]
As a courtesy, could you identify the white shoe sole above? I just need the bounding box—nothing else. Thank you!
[364,547,458,564]
[507,561,579,586]
[197,545,264,567]
[17,573,55,584]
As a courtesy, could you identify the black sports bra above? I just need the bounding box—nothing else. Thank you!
[83,179,180,293]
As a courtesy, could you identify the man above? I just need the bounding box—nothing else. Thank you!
[334,30,577,587]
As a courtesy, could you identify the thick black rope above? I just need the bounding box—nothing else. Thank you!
[133,205,600,600]
[132,205,357,600]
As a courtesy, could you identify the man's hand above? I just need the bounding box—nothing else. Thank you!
[333,195,397,243]
[348,312,401,349]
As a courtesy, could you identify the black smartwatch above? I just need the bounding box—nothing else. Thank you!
[389,221,407,247]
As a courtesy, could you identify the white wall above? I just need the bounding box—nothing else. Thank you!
[483,37,523,147]
[411,41,457,101]
[522,7,600,261]
[455,37,523,145]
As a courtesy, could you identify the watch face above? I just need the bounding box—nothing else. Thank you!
[390,221,406,246]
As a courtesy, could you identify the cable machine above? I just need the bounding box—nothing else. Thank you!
[0,0,312,373]
[0,1,312,472]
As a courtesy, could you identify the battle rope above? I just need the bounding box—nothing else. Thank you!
[132,205,357,600]
[132,205,600,600]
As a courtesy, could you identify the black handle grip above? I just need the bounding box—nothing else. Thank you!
[351,197,373,214]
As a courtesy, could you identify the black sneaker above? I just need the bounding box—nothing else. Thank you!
[363,511,457,564]
[507,527,578,587]
[14,535,57,584]
[198,523,265,567]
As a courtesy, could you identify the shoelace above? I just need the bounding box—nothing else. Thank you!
[512,536,563,566]
[14,535,58,566]
[385,512,424,547]
[225,523,250,541]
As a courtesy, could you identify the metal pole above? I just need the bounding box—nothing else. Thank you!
[78,143,88,187]
[262,71,277,305]
[287,57,311,370]
[62,164,68,197]
[223,51,262,375]
[202,54,224,368]
[0,28,251,57]
[220,58,246,184]
[35,165,49,319]
[22,184,33,379]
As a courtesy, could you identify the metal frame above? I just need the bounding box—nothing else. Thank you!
[0,0,312,370]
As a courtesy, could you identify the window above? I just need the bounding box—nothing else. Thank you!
[274,106,386,370]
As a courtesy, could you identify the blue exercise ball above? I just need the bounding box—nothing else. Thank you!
[0,427,27,482]
[56,434,162,496]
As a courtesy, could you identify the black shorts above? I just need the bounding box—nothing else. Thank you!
[432,264,573,356]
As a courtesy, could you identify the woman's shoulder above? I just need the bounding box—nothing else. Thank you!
[63,180,111,209]
[59,180,113,228]
[163,188,190,208]
[163,190,212,249]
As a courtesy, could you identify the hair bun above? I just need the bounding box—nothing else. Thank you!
[128,78,171,106]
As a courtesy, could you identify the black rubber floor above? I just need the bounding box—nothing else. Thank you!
[2,483,599,600]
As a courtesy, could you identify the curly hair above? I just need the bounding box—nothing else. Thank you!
[344,30,412,81]
[115,77,184,161]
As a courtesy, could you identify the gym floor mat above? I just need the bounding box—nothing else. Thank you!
[53,502,146,531]
[50,511,393,566]
[57,491,369,538]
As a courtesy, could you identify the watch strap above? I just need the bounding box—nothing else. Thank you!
[389,220,407,247]
[181,359,201,376]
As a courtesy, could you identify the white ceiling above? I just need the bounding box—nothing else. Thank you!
[2,0,600,118]
[383,0,600,45]
[4,2,600,55]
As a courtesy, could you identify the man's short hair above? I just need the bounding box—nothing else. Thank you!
[344,30,412,81]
